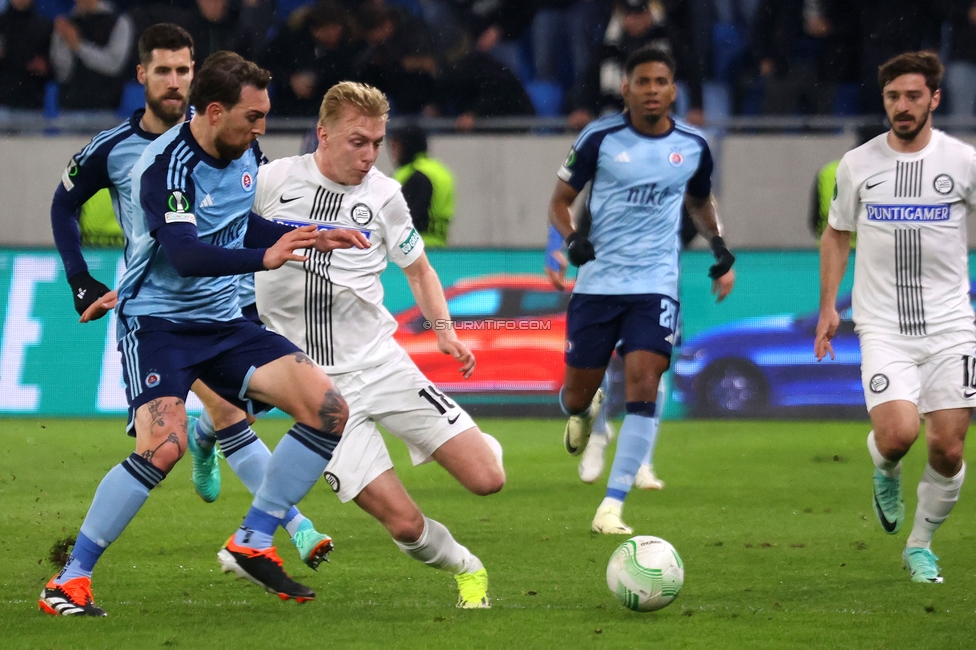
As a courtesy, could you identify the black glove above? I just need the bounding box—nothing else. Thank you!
[566,231,595,267]
[68,271,111,317]
[708,236,735,279]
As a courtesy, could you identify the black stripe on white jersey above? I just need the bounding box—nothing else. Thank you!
[895,160,923,198]
[310,187,343,222]
[303,250,334,366]
[894,228,926,335]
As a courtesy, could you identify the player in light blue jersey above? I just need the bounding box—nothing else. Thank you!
[549,46,736,535]
[41,51,369,616]
[43,28,333,620]
[545,203,699,487]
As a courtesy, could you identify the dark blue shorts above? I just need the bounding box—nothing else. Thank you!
[118,315,300,418]
[565,293,679,369]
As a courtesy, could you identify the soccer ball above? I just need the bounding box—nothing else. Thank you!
[606,535,684,612]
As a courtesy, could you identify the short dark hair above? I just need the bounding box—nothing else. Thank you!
[189,51,271,113]
[137,23,194,65]
[624,46,676,78]
[878,51,944,94]
[389,124,427,164]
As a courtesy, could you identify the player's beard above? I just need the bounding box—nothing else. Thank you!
[891,108,930,142]
[213,131,252,160]
[145,91,188,128]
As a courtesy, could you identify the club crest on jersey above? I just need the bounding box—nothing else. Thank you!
[668,151,684,166]
[869,373,888,394]
[350,202,373,225]
[323,471,340,493]
[933,174,954,195]
[145,372,162,388]
[241,171,254,191]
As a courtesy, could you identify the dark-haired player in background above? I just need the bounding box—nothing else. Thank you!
[817,51,976,584]
[549,46,735,535]
[40,50,366,616]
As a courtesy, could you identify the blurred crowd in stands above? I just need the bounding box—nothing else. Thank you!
[1,0,975,127]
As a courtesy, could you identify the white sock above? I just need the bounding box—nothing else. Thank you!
[599,496,623,511]
[867,430,901,477]
[394,517,483,574]
[907,462,965,549]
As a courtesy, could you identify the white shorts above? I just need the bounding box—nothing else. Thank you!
[322,349,477,502]
[859,329,976,414]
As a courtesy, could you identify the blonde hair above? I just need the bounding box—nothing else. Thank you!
[318,81,390,127]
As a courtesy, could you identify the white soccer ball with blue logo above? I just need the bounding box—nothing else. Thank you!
[606,535,684,612]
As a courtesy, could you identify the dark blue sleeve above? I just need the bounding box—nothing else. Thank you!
[686,139,713,199]
[558,130,602,192]
[50,148,111,279]
[244,211,295,248]
[140,150,197,235]
[156,223,266,277]
[252,141,269,166]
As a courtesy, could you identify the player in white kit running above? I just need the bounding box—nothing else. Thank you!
[252,82,504,608]
[816,51,975,584]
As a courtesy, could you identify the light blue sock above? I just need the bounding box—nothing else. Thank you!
[216,420,267,493]
[287,516,312,538]
[195,409,217,451]
[251,424,340,520]
[606,402,656,502]
[57,454,164,583]
[216,420,309,537]
[233,508,280,549]
[641,379,667,465]
[592,373,612,436]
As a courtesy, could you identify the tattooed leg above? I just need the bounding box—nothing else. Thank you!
[135,396,189,473]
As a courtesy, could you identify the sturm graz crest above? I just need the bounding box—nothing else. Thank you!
[869,373,889,394]
[933,174,954,195]
[350,202,373,225]
[323,471,340,492]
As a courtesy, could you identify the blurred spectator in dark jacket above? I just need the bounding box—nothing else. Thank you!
[50,0,134,109]
[531,0,609,111]
[853,0,942,114]
[753,0,858,115]
[357,12,444,116]
[944,0,976,117]
[441,49,535,130]
[264,1,358,116]
[568,0,703,129]
[0,0,52,109]
[420,0,536,76]
[183,0,264,66]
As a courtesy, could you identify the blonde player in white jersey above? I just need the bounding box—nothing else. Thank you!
[251,82,505,608]
[816,51,976,584]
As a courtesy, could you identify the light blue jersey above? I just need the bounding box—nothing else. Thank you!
[51,111,158,278]
[117,122,264,322]
[557,113,712,298]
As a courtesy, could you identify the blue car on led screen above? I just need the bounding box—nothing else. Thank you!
[672,284,976,418]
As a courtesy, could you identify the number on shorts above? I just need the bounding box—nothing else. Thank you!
[659,298,678,332]
[963,355,976,389]
[418,385,456,414]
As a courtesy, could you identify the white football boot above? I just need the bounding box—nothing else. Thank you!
[634,464,665,490]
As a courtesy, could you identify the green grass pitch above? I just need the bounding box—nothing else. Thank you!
[3,418,976,649]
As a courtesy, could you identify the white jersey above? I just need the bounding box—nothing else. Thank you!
[829,130,976,338]
[253,155,425,373]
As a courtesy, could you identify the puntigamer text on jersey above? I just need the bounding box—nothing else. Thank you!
[865,204,951,221]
